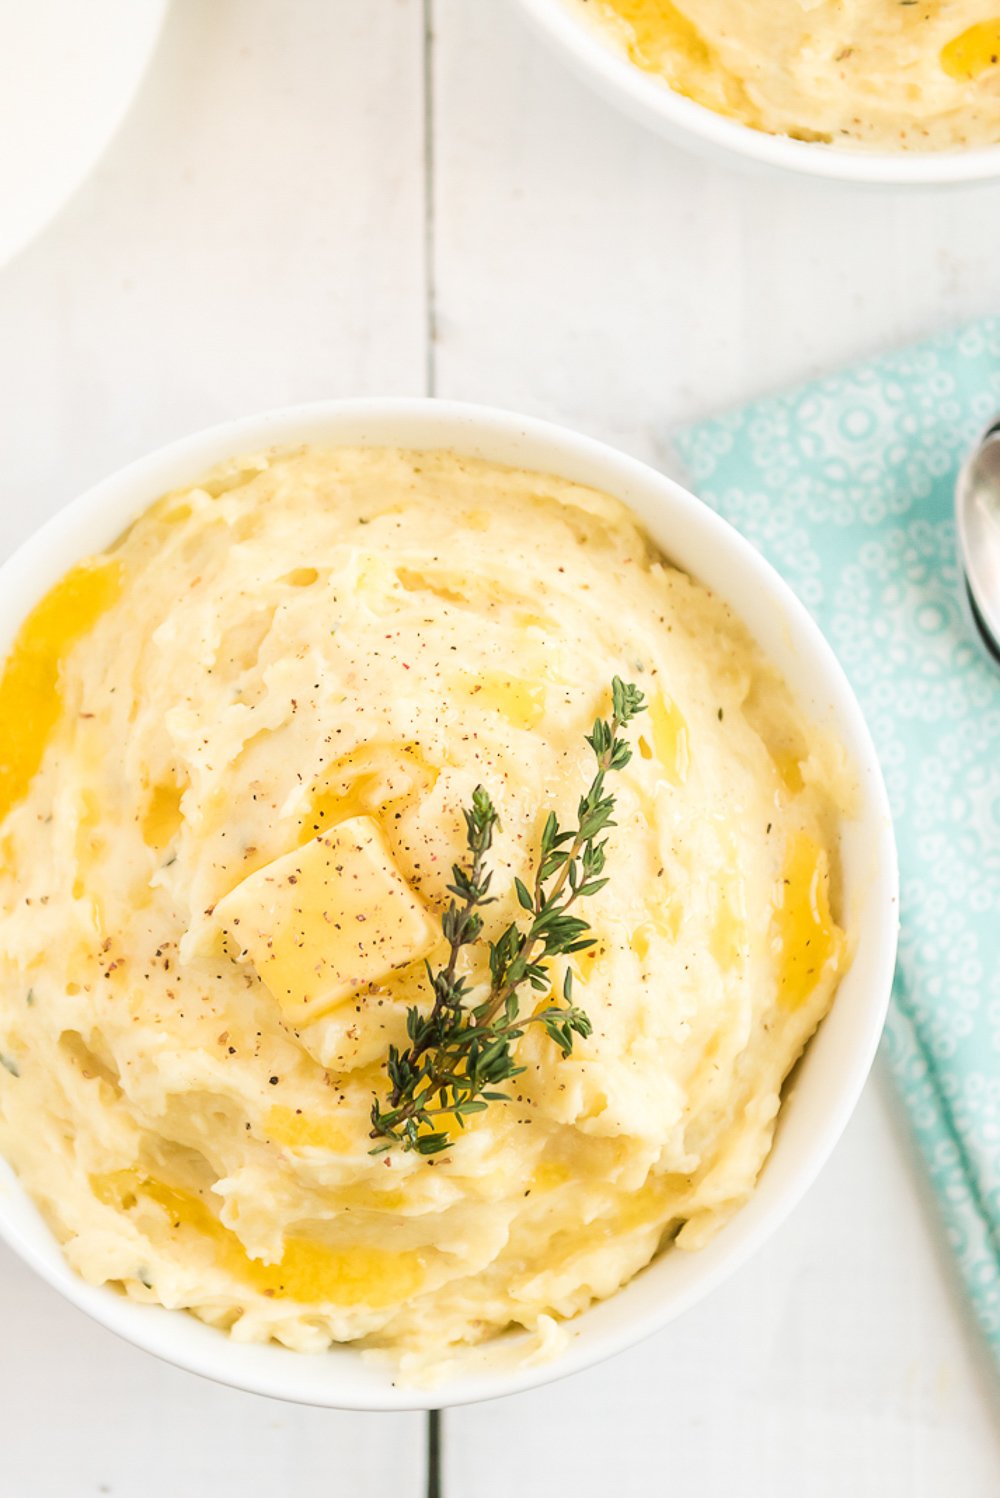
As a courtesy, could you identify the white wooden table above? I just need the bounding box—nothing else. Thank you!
[0,3,998,1493]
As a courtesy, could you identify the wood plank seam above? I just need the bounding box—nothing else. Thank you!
[424,0,438,396]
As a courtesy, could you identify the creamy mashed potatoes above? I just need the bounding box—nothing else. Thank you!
[569,0,1000,150]
[0,447,850,1366]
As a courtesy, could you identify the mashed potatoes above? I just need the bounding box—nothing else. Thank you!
[569,0,1000,151]
[0,447,850,1366]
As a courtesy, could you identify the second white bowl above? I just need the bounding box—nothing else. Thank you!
[514,0,1000,186]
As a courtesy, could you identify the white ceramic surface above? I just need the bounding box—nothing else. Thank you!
[0,399,898,1410]
[513,0,1000,185]
[0,0,167,269]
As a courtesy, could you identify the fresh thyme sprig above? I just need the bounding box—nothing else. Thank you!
[369,677,646,1156]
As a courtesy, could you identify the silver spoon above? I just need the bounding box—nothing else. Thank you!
[955,417,1000,666]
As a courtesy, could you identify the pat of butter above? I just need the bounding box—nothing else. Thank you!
[214,816,436,1025]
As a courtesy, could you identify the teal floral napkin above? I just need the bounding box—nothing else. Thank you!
[674,319,1000,1372]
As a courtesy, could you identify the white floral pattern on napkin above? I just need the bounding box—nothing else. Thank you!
[675,319,1000,1373]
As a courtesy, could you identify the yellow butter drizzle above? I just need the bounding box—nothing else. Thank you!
[300,742,438,844]
[772,749,804,794]
[631,882,682,963]
[710,873,747,973]
[264,1112,412,1209]
[941,21,1000,80]
[92,1171,423,1306]
[72,788,105,909]
[264,1105,354,1153]
[516,610,555,633]
[542,1173,689,1255]
[0,559,121,822]
[612,1178,675,1234]
[284,566,319,587]
[771,833,845,1009]
[529,1161,570,1193]
[456,671,546,730]
[603,0,711,70]
[647,692,690,786]
[595,0,751,118]
[141,781,186,851]
[630,923,653,963]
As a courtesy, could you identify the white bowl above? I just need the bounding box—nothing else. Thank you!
[514,0,1000,186]
[0,400,898,1409]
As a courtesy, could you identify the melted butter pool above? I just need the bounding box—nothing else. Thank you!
[941,20,1000,79]
[646,691,690,786]
[264,1104,354,1153]
[771,833,845,1009]
[141,781,186,852]
[455,670,546,730]
[592,0,750,118]
[93,1171,423,1306]
[601,0,712,73]
[300,742,438,843]
[0,559,121,822]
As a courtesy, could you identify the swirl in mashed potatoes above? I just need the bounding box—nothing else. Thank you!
[567,0,1000,151]
[0,447,850,1367]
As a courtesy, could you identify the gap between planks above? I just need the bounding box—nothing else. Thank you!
[423,0,438,397]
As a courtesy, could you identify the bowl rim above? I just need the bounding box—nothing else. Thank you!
[0,397,899,1409]
[513,0,1000,185]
